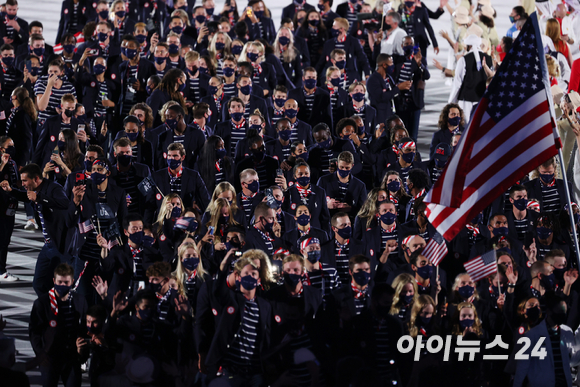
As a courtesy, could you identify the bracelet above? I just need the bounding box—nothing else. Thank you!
[442,67,446,73]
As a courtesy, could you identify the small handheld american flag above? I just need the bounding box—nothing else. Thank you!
[423,232,448,266]
[464,250,497,282]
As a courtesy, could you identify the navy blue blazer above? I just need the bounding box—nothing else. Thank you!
[200,93,230,130]
[78,69,117,119]
[513,320,573,387]
[397,5,438,51]
[152,166,210,212]
[244,226,284,257]
[221,94,270,124]
[393,55,430,110]
[214,119,249,160]
[183,73,210,104]
[10,179,70,253]
[317,172,367,217]
[117,58,156,113]
[524,178,572,214]
[33,116,83,166]
[320,236,367,270]
[281,3,314,22]
[283,184,331,234]
[245,17,276,44]
[56,0,95,43]
[316,35,371,79]
[235,191,265,226]
[368,71,398,128]
[64,180,128,257]
[282,226,329,254]
[344,104,377,136]
[288,86,333,130]
[156,125,206,170]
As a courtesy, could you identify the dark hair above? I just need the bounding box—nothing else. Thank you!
[438,103,465,130]
[54,263,74,278]
[502,36,514,52]
[513,6,527,18]
[237,61,253,75]
[349,254,370,272]
[376,53,391,66]
[234,21,248,39]
[409,248,424,266]
[29,20,43,31]
[479,14,494,28]
[12,87,37,121]
[276,117,291,129]
[509,184,527,197]
[198,135,232,191]
[61,128,82,171]
[312,122,330,134]
[407,169,430,190]
[256,38,274,56]
[298,9,327,37]
[201,54,216,76]
[158,68,186,108]
[122,34,139,46]
[60,32,76,45]
[20,164,42,180]
[86,144,104,156]
[86,304,107,322]
[167,104,186,118]
[124,213,144,229]
[0,43,13,51]
[336,117,357,137]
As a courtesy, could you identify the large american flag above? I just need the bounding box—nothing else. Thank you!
[424,13,559,241]
[464,250,497,281]
[422,232,448,266]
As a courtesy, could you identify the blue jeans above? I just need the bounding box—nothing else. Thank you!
[33,242,69,296]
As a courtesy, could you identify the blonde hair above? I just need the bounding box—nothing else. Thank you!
[348,81,366,94]
[169,273,187,297]
[239,168,258,183]
[451,273,480,302]
[408,295,436,337]
[241,249,275,290]
[209,32,232,62]
[109,0,125,19]
[155,193,184,235]
[208,182,240,214]
[356,188,387,229]
[239,41,265,64]
[451,302,483,336]
[234,256,260,274]
[184,50,200,63]
[249,108,265,124]
[273,27,297,63]
[530,156,561,180]
[205,198,240,241]
[334,17,349,31]
[389,273,419,315]
[545,54,560,78]
[325,65,340,81]
[282,254,305,271]
[175,242,207,286]
[171,9,191,26]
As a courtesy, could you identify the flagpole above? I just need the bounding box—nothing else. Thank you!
[492,243,502,296]
[531,10,580,269]
[556,148,580,269]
